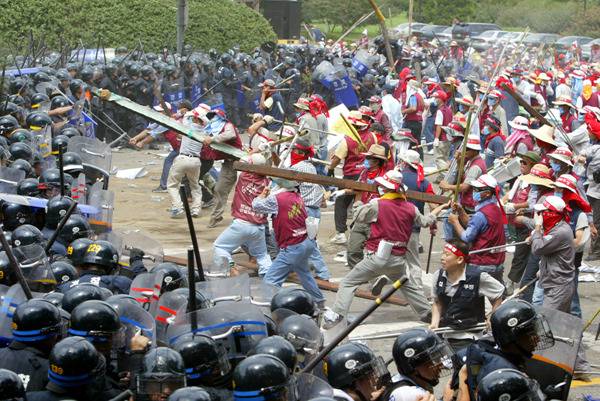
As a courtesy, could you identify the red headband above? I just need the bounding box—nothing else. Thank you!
[530,167,552,179]
[444,243,466,259]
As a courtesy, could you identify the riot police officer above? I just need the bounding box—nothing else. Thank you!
[219,53,241,126]
[136,347,188,401]
[0,299,63,391]
[168,387,214,401]
[232,354,291,401]
[0,368,27,400]
[477,369,543,401]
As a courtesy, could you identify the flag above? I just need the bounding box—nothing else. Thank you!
[330,113,366,151]
[82,111,97,138]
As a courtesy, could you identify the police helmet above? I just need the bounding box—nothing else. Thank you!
[249,335,298,374]
[81,240,120,273]
[173,333,231,385]
[51,134,70,155]
[0,368,26,399]
[1,202,32,231]
[31,92,50,108]
[25,112,52,131]
[153,262,185,293]
[69,79,85,96]
[232,354,290,401]
[12,224,45,248]
[137,347,187,398]
[17,178,40,197]
[0,115,19,136]
[68,300,121,343]
[167,387,212,401]
[45,195,76,229]
[8,128,33,145]
[9,159,33,177]
[43,292,65,308]
[47,336,103,389]
[58,214,91,245]
[58,126,81,139]
[50,95,70,110]
[324,342,388,389]
[80,67,94,82]
[278,314,323,355]
[271,287,318,318]
[62,151,84,174]
[66,238,93,267]
[8,142,33,161]
[477,369,543,401]
[61,283,111,313]
[51,260,79,284]
[12,299,63,343]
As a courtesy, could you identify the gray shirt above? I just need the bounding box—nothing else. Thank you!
[431,269,505,301]
[299,114,320,148]
[531,221,575,288]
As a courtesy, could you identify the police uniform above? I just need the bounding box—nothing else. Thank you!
[57,270,132,295]
[0,342,49,392]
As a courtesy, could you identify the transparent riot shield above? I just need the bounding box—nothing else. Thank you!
[0,284,45,344]
[525,307,584,401]
[312,61,335,82]
[154,290,191,345]
[194,274,251,306]
[249,277,278,311]
[129,271,163,315]
[0,167,26,194]
[167,303,269,362]
[13,244,57,292]
[35,80,60,97]
[294,373,334,400]
[88,182,114,234]
[70,172,88,204]
[32,126,52,159]
[114,228,164,270]
[67,136,112,189]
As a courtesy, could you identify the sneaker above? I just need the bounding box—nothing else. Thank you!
[208,216,223,228]
[152,186,167,193]
[330,233,347,245]
[371,275,390,296]
[202,198,215,209]
[334,251,347,263]
[322,308,344,330]
[191,208,200,218]
[170,208,184,219]
[427,149,434,155]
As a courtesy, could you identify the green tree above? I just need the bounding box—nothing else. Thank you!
[419,0,477,25]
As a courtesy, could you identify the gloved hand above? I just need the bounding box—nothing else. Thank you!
[129,247,145,263]
[263,115,274,124]
[533,212,543,228]
[252,113,263,122]
[433,138,440,148]
[504,202,515,214]
[332,189,347,198]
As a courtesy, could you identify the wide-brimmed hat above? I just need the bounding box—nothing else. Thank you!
[509,115,529,131]
[554,174,577,193]
[442,121,466,138]
[398,149,422,169]
[259,79,276,87]
[548,146,574,166]
[553,95,575,108]
[153,102,172,112]
[484,115,501,131]
[358,105,374,120]
[374,170,405,192]
[471,174,498,190]
[368,95,382,104]
[293,97,311,111]
[465,135,482,151]
[521,164,555,187]
[361,144,388,160]
[456,95,475,107]
[534,195,566,212]
[528,125,557,146]
[391,129,418,143]
[347,110,368,127]
[538,72,551,81]
[516,151,541,164]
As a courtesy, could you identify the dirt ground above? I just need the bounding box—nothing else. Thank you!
[110,143,600,398]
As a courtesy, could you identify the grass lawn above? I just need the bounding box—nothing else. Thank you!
[311,13,408,42]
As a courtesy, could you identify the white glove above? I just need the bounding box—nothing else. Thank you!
[534,212,543,227]
[332,189,347,198]
[504,202,515,214]
[263,115,274,124]
[252,113,263,122]
[433,138,440,148]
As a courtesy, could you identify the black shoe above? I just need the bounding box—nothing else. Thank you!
[371,275,390,296]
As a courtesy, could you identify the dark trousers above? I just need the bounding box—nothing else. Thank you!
[334,174,359,234]
[508,227,531,283]
[589,196,600,255]
[519,253,541,303]
[404,119,423,159]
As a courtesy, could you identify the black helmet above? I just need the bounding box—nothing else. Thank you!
[56,69,71,82]
[278,314,323,355]
[392,328,453,386]
[0,115,19,136]
[141,65,155,78]
[209,48,219,59]
[68,300,121,343]
[50,95,70,110]
[66,238,94,267]
[80,67,94,82]
[153,262,185,293]
[0,102,20,119]
[7,94,24,108]
[0,368,26,399]
[9,77,27,94]
[58,126,81,139]
[62,151,84,174]
[127,62,142,77]
[58,214,91,245]
[137,347,187,398]
[249,335,298,374]
[48,336,103,389]
[220,53,233,65]
[61,283,111,313]
[270,287,317,318]
[12,224,45,247]
[8,128,33,144]
[232,354,290,400]
[81,240,119,273]
[33,71,51,84]
[43,291,65,308]
[12,298,63,343]
[8,142,33,161]
[173,333,231,385]
[10,158,33,177]
[45,196,76,229]
[25,112,52,131]
[490,299,554,355]
[1,202,32,231]
[477,369,543,401]
[167,387,212,401]
[69,79,85,96]
[17,178,40,197]
[51,134,70,155]
[51,260,79,284]
[39,168,73,194]
[324,342,387,389]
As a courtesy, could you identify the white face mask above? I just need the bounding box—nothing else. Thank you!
[377,187,386,196]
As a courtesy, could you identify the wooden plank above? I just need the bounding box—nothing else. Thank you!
[233,161,449,205]
[500,83,551,126]
[163,254,409,306]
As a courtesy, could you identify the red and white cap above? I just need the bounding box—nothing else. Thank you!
[554,174,577,193]
[192,103,211,118]
[368,95,382,104]
[398,149,422,170]
[488,89,504,99]
[534,195,566,213]
[465,135,482,151]
[375,170,405,192]
[570,70,585,79]
[431,90,448,101]
[548,146,574,166]
[470,174,498,189]
[509,115,529,131]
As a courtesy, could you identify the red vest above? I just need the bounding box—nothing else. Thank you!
[469,202,506,266]
[272,191,307,248]
[510,135,534,156]
[365,198,416,256]
[460,156,487,211]
[342,130,376,177]
[231,172,269,225]
[561,113,576,133]
[404,93,424,122]
[582,92,600,108]
[200,122,243,161]
[508,182,531,227]
[438,105,453,141]
[358,167,386,204]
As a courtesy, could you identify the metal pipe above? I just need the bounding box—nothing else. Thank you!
[0,226,33,299]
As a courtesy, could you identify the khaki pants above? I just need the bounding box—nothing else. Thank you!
[167,155,202,211]
[210,160,238,221]
[346,220,370,268]
[434,141,450,171]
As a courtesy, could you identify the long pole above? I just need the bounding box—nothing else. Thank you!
[178,186,205,281]
[300,278,408,373]
[187,248,198,331]
[58,146,65,197]
[176,0,187,55]
[334,12,374,46]
[44,202,78,254]
[367,0,395,67]
[0,227,33,299]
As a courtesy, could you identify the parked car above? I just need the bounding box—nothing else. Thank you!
[555,35,593,52]
[393,22,427,38]
[471,30,509,50]
[582,38,600,61]
[523,33,560,46]
[452,22,502,42]
[437,26,454,45]
[419,24,449,40]
[499,31,526,44]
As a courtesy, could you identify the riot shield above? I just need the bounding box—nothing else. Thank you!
[0,284,45,344]
[0,167,26,194]
[167,303,269,362]
[32,126,52,159]
[312,61,335,82]
[154,290,191,345]
[249,277,278,310]
[88,182,114,234]
[114,228,164,270]
[295,373,334,400]
[163,79,185,110]
[194,274,251,305]
[12,244,56,292]
[129,271,163,314]
[35,80,60,96]
[525,307,584,401]
[67,136,111,189]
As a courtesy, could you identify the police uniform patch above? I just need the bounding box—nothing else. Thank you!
[345,359,358,370]
[499,393,511,401]
[507,317,518,327]
[404,348,415,358]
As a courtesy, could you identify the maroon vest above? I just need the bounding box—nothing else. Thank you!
[438,105,453,141]
[358,168,386,204]
[272,191,307,248]
[561,113,576,133]
[508,182,531,227]
[469,202,506,266]
[511,135,534,156]
[582,92,600,108]
[460,156,487,211]
[365,198,416,256]
[404,93,424,122]
[231,172,269,225]
[342,130,376,177]
[200,122,243,161]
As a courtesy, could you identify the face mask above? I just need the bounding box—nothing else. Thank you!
[487,98,497,106]
[559,106,568,115]
[554,191,562,197]
[530,184,538,192]
[513,77,521,84]
[473,191,482,202]
[458,104,466,113]
[550,161,562,172]
[482,126,490,136]
[377,186,386,196]
[363,159,372,169]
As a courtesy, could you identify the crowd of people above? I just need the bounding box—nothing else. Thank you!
[0,26,599,401]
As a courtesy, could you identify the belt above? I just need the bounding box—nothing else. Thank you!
[179,153,198,158]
